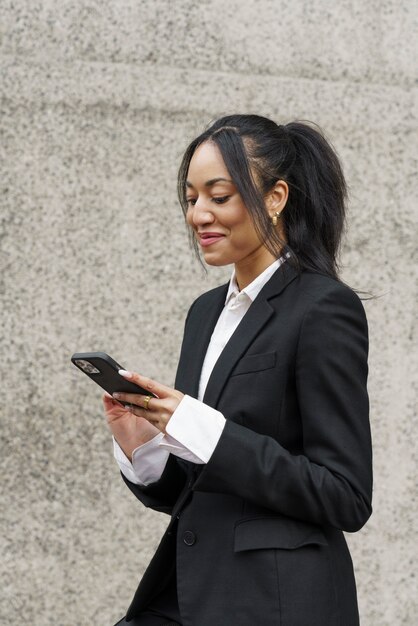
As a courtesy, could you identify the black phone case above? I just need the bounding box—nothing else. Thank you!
[71,352,154,402]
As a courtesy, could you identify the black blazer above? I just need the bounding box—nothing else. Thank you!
[123,264,373,626]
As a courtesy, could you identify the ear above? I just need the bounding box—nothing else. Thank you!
[265,180,289,218]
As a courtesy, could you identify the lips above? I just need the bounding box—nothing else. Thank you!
[198,232,226,247]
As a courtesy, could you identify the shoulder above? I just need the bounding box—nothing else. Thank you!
[292,272,368,345]
[270,269,368,344]
[292,271,366,317]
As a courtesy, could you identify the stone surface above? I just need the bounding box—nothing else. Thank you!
[0,1,417,625]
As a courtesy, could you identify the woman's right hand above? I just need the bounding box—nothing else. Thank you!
[103,393,160,461]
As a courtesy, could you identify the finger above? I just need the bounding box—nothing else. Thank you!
[127,405,164,431]
[118,370,170,398]
[103,393,119,406]
[103,392,125,409]
[126,402,156,421]
[112,392,158,410]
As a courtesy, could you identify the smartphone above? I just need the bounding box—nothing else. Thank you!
[71,352,154,405]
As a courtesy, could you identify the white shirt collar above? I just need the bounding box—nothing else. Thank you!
[225,255,288,305]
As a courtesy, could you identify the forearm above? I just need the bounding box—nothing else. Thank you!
[121,454,188,514]
[112,394,225,510]
[194,419,372,531]
[113,435,170,486]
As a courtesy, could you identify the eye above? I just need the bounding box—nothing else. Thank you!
[212,196,230,204]
[186,198,197,206]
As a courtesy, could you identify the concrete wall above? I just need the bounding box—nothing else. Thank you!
[1,1,416,624]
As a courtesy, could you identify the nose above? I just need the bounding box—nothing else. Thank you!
[187,197,215,227]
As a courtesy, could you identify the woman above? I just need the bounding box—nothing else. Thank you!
[105,115,373,626]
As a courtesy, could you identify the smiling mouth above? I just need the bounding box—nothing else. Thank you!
[198,232,226,247]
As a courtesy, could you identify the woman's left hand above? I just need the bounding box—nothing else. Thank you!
[113,370,184,433]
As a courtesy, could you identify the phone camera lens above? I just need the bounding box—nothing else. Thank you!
[75,359,100,374]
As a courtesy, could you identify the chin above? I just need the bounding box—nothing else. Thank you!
[203,259,227,267]
[202,253,232,267]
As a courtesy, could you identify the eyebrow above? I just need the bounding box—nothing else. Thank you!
[185,177,233,189]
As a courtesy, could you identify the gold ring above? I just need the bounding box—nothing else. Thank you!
[143,395,152,411]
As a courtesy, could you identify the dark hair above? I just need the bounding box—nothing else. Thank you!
[178,114,347,280]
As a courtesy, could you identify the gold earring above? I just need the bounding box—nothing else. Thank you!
[271,211,281,226]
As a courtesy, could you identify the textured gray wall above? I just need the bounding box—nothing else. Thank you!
[1,1,417,624]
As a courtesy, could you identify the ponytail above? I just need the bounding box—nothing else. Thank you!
[281,122,347,278]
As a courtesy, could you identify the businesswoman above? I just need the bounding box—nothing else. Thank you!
[105,114,373,626]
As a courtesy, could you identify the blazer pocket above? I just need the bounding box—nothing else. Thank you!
[231,351,276,376]
[234,516,328,552]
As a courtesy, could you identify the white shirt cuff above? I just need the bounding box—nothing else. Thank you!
[162,394,226,464]
[113,434,170,486]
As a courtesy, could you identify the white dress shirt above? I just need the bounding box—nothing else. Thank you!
[113,257,287,486]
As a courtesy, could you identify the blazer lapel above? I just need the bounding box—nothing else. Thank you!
[175,284,228,397]
[203,263,299,408]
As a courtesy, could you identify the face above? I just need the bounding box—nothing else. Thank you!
[185,141,275,275]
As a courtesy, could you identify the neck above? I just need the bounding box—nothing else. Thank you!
[234,249,277,290]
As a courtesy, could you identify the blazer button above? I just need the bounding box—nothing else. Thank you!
[183,530,196,546]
